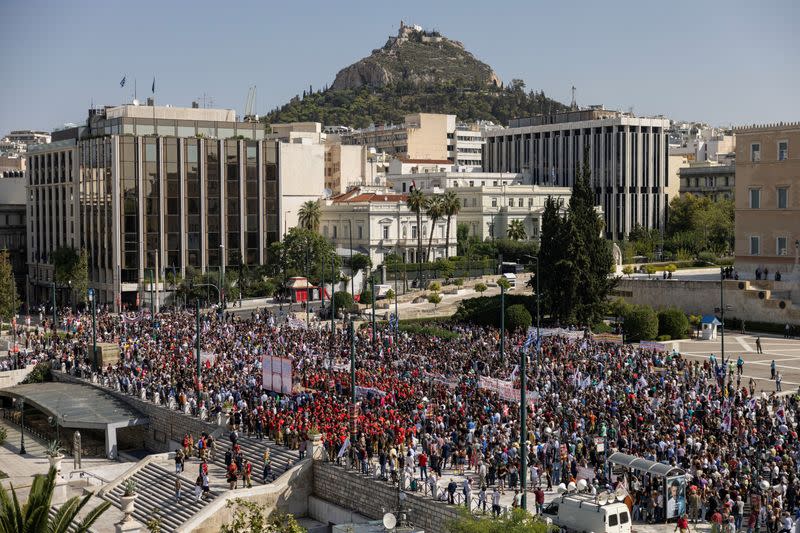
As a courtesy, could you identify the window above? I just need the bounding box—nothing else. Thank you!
[469,180,474,187]
[518,198,524,207]
[323,226,328,238]
[491,198,498,207]
[608,514,618,527]
[508,198,514,207]
[357,226,363,239]
[749,188,761,209]
[751,143,761,162]
[750,236,760,256]
[411,226,417,239]
[777,237,788,256]
[778,187,788,209]
[620,512,629,524]
[333,226,337,239]
[778,141,788,161]
[383,226,389,239]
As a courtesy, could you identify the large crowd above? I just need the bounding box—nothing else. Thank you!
[6,304,800,533]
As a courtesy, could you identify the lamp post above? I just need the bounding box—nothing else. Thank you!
[219,244,225,309]
[196,300,201,396]
[305,236,310,326]
[51,282,56,333]
[500,283,505,362]
[519,254,540,511]
[349,317,357,446]
[347,221,354,298]
[16,398,25,455]
[370,276,376,350]
[703,262,727,370]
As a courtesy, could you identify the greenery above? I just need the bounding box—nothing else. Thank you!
[448,508,552,533]
[657,308,689,340]
[474,283,487,294]
[297,200,321,232]
[622,304,659,342]
[45,441,64,458]
[51,246,89,306]
[505,304,532,332]
[220,499,306,533]
[428,281,442,292]
[425,195,444,262]
[656,335,672,341]
[122,478,137,497]
[333,291,354,312]
[538,147,616,325]
[264,80,566,130]
[0,427,6,446]
[506,219,527,241]
[454,294,538,328]
[496,277,511,291]
[20,363,52,384]
[267,227,340,292]
[399,322,459,340]
[146,509,163,533]
[407,188,426,264]
[454,278,465,287]
[442,192,461,259]
[0,467,111,533]
[460,237,539,265]
[0,250,18,322]
[427,292,442,308]
[385,289,395,300]
[622,265,634,277]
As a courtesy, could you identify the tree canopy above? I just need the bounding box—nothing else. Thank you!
[0,250,19,322]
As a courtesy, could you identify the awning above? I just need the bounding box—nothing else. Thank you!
[607,452,685,477]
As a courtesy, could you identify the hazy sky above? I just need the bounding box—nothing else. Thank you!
[2,0,798,132]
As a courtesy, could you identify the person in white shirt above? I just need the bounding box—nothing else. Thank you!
[492,487,502,517]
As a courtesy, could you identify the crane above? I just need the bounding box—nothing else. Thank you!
[243,86,258,122]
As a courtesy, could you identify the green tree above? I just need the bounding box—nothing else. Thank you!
[297,200,321,232]
[568,147,616,324]
[385,289,395,300]
[474,282,487,294]
[425,195,444,261]
[496,276,511,290]
[51,246,89,307]
[506,219,527,241]
[350,253,372,293]
[427,292,442,309]
[456,223,470,256]
[538,195,577,323]
[0,467,111,533]
[0,250,19,322]
[448,508,551,533]
[268,227,339,287]
[406,188,426,264]
[622,265,634,277]
[333,291,354,312]
[220,499,305,533]
[623,304,659,342]
[442,191,461,258]
[505,304,532,331]
[658,308,689,340]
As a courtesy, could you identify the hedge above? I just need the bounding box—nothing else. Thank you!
[399,323,459,340]
[622,305,658,342]
[657,308,689,340]
[506,304,533,332]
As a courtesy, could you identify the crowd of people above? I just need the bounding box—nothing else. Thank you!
[6,303,800,531]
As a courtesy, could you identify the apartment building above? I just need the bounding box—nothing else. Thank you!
[482,107,672,240]
[27,104,323,310]
[340,113,487,171]
[323,143,389,195]
[0,175,26,301]
[734,122,800,277]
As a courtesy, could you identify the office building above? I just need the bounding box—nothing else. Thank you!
[319,187,456,266]
[27,103,323,310]
[733,122,800,277]
[0,174,27,301]
[482,107,672,239]
[323,143,389,195]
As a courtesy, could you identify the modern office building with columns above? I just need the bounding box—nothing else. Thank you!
[482,107,673,240]
[26,103,322,310]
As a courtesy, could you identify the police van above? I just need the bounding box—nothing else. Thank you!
[541,492,632,533]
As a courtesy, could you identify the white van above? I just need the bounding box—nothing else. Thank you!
[542,495,632,533]
[502,272,517,289]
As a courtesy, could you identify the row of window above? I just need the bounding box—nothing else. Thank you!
[749,186,790,209]
[750,140,790,162]
[683,176,733,188]
[749,236,792,256]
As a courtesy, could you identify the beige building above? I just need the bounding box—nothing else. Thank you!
[734,122,800,278]
[679,162,735,200]
[323,143,389,195]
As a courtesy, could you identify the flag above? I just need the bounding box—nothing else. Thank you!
[523,330,535,351]
[508,364,519,381]
[120,75,126,88]
[550,167,556,182]
[337,437,350,458]
[151,77,155,94]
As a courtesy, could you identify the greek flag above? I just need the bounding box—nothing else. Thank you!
[389,313,398,331]
[120,75,126,88]
[523,329,536,351]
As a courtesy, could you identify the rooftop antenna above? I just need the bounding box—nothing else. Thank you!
[197,93,215,109]
[570,86,577,110]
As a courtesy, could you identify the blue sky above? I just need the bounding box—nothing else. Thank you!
[1,0,798,132]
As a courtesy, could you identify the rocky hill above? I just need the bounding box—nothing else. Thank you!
[331,22,501,90]
[264,23,567,128]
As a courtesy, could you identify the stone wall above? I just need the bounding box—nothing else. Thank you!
[52,371,222,452]
[0,365,35,389]
[312,462,461,533]
[614,279,800,325]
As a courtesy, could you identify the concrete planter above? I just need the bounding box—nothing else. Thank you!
[48,454,64,474]
[119,494,137,520]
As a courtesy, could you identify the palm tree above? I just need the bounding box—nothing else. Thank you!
[297,200,321,232]
[406,188,426,264]
[0,467,111,533]
[441,191,461,259]
[425,195,443,262]
[507,219,527,241]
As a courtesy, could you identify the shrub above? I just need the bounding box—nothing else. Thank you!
[332,291,354,312]
[385,289,395,300]
[645,265,658,278]
[21,362,52,384]
[360,290,373,304]
[428,281,442,292]
[656,335,672,341]
[474,283,487,294]
[454,294,537,328]
[622,265,634,277]
[497,277,511,290]
[399,322,459,340]
[658,308,689,340]
[454,278,465,287]
[622,305,658,342]
[592,321,613,334]
[505,304,532,332]
[427,293,442,308]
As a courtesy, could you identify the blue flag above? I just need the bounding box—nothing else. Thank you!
[151,77,155,94]
[120,75,126,88]
[523,330,535,351]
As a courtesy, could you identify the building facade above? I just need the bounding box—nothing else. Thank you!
[0,175,27,303]
[319,187,456,266]
[482,107,671,240]
[733,122,800,277]
[387,172,572,242]
[679,162,735,200]
[26,104,324,310]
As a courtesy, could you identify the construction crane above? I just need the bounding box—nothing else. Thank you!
[243,86,258,122]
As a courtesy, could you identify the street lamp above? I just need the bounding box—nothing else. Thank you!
[370,275,376,350]
[219,244,225,309]
[519,254,540,511]
[15,398,25,455]
[88,288,96,368]
[349,316,357,447]
[702,261,727,367]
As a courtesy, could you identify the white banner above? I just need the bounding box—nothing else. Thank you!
[262,355,293,394]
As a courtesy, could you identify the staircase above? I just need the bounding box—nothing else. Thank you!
[0,416,48,456]
[730,279,800,324]
[211,432,300,484]
[102,462,219,533]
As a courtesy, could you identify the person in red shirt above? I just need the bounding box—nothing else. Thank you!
[675,514,689,533]
[418,451,428,481]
